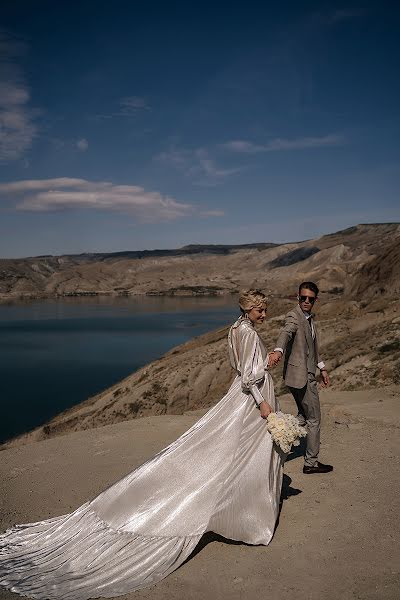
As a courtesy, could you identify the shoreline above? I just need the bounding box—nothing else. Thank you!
[0,288,240,305]
[2,293,399,450]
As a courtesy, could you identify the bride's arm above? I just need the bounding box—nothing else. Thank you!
[238,326,272,418]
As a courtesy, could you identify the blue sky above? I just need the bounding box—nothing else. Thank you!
[0,0,399,257]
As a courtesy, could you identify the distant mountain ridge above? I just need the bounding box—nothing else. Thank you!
[26,242,280,261]
[0,223,399,301]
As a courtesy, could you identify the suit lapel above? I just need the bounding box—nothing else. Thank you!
[295,304,313,349]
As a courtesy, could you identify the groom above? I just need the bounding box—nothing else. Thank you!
[269,281,333,474]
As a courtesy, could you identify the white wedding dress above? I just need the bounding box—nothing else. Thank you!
[0,317,284,600]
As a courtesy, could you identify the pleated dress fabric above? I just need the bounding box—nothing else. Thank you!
[0,317,284,600]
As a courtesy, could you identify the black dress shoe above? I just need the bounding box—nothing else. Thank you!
[303,462,333,474]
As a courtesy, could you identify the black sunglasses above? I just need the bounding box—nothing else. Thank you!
[299,295,316,304]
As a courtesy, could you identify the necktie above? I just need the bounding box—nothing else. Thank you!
[308,316,314,339]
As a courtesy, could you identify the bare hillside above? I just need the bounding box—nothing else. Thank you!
[2,222,399,449]
[1,223,399,301]
[351,239,400,299]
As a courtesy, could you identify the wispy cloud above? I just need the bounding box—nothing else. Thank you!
[0,178,194,222]
[308,7,367,29]
[157,148,190,169]
[48,137,89,153]
[95,96,150,120]
[0,33,38,161]
[327,9,366,24]
[192,148,240,180]
[157,146,241,186]
[119,96,149,115]
[222,140,266,154]
[199,209,225,217]
[223,134,345,154]
[76,138,88,151]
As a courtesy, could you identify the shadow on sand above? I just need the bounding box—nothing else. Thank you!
[285,436,306,462]
[181,473,302,567]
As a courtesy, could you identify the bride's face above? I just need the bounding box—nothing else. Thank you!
[247,304,267,325]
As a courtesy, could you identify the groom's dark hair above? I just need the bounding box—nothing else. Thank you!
[299,281,319,296]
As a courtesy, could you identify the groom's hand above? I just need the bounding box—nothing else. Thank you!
[268,351,282,367]
[320,369,330,387]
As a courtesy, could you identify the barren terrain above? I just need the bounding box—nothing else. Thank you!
[1,388,399,600]
[2,223,400,448]
[1,222,400,599]
[1,223,399,302]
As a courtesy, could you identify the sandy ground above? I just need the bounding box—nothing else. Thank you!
[1,387,399,600]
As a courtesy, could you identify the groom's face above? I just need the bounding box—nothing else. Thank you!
[298,287,317,313]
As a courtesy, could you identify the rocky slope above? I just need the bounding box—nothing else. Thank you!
[2,222,399,448]
[1,223,399,301]
[351,238,400,299]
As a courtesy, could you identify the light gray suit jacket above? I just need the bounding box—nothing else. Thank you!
[275,304,322,389]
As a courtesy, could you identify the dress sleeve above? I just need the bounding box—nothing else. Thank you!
[238,325,266,406]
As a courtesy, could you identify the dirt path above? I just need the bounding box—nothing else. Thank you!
[1,387,399,600]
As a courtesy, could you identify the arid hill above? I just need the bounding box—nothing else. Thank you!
[351,238,400,299]
[1,224,398,600]
[2,222,399,448]
[0,223,399,301]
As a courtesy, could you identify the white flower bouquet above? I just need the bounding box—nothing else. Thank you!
[266,411,307,454]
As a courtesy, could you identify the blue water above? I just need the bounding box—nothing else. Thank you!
[0,297,238,443]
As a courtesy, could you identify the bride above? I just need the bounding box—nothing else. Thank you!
[0,289,284,600]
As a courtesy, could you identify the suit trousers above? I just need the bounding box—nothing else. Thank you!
[288,373,321,467]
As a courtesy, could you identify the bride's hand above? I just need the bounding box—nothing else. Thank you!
[259,401,272,419]
[268,351,282,367]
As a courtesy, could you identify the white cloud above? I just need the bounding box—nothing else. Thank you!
[95,96,150,119]
[119,96,149,114]
[158,135,344,185]
[157,148,190,168]
[191,148,240,181]
[0,178,194,222]
[327,9,366,24]
[0,177,85,192]
[157,146,240,186]
[0,33,38,161]
[223,134,345,154]
[0,177,225,221]
[76,138,88,151]
[200,209,225,217]
[222,140,266,154]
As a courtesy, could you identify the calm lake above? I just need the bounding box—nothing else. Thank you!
[0,296,238,444]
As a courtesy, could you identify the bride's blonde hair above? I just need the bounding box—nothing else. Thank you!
[239,289,267,314]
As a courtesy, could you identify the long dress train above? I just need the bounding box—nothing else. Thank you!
[0,317,284,600]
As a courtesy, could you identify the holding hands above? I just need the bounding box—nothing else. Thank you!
[268,350,282,368]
